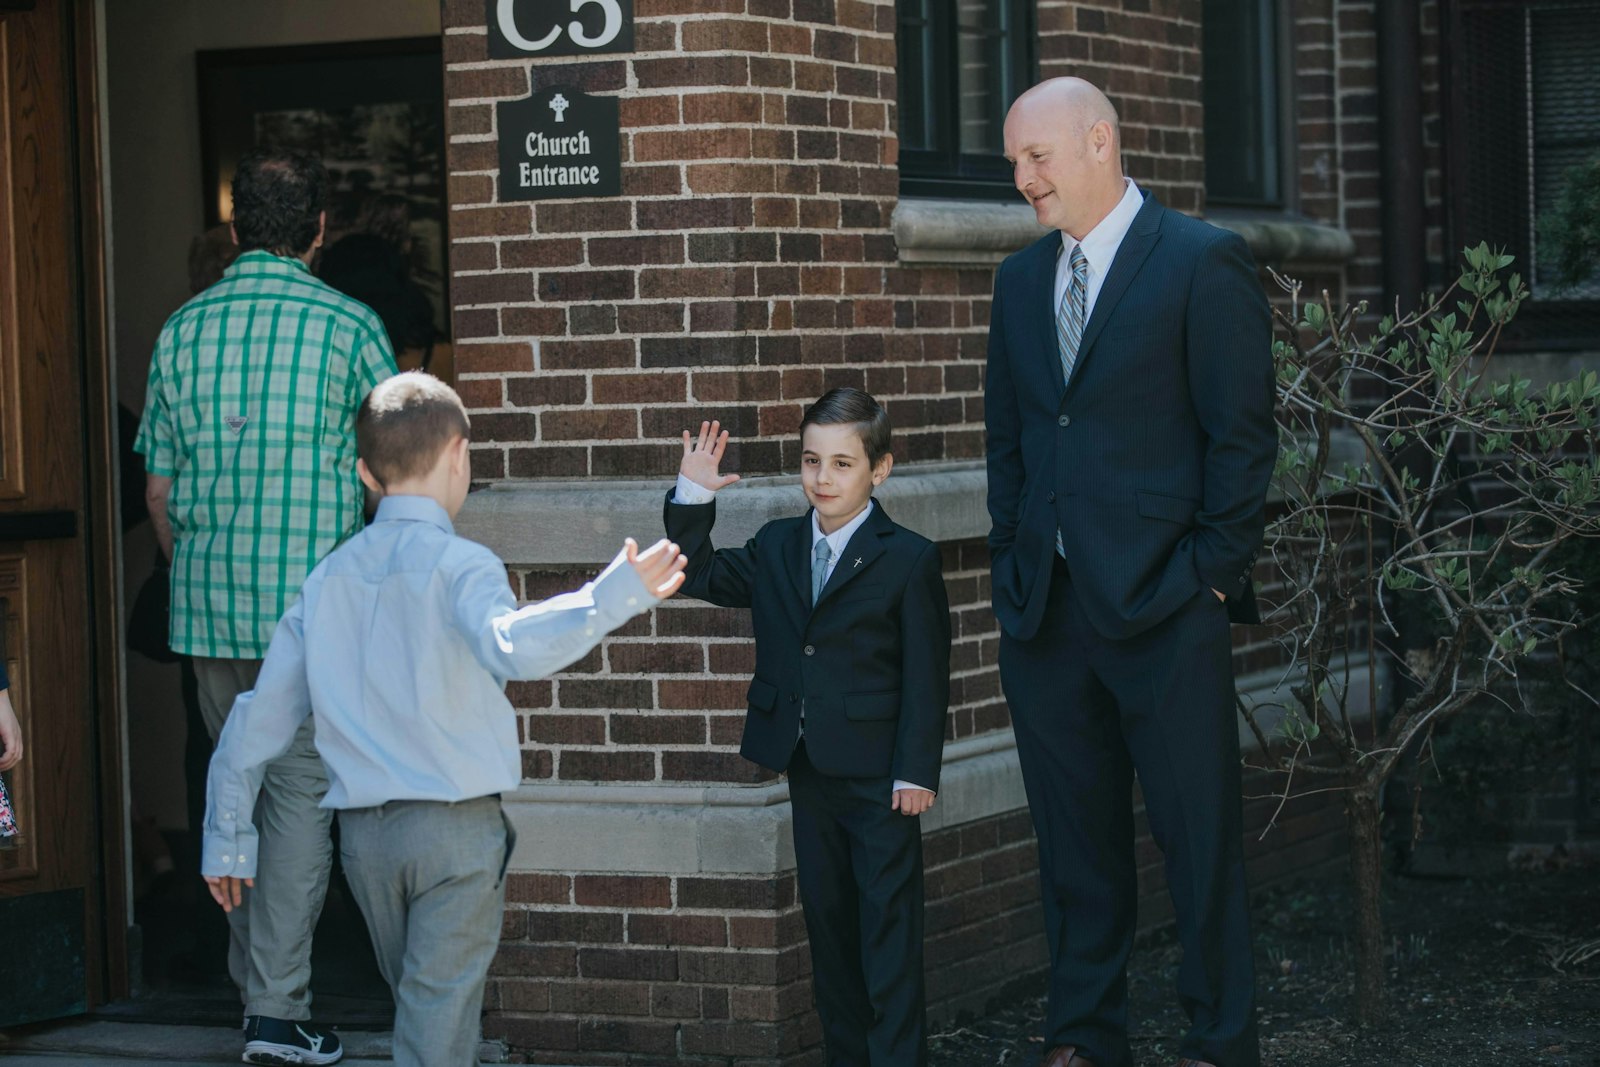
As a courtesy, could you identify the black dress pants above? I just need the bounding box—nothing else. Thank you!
[788,741,927,1067]
[1000,558,1260,1067]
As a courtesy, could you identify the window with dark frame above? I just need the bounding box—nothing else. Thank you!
[1448,0,1600,348]
[896,0,1036,199]
[1201,0,1284,208]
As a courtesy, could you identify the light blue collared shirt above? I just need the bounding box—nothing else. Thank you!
[202,494,657,878]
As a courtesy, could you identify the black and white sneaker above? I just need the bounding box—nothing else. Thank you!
[242,1015,343,1065]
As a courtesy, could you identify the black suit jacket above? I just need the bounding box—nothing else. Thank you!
[985,192,1277,642]
[664,494,951,790]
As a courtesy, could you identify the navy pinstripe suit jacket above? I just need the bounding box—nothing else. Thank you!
[984,192,1277,642]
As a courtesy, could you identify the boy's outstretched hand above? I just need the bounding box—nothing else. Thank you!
[626,537,688,600]
[204,874,252,913]
[893,788,935,817]
[680,420,741,492]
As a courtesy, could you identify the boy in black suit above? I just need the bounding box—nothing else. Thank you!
[665,388,951,1067]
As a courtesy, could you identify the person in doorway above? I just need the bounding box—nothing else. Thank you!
[0,660,22,845]
[664,390,951,1066]
[984,78,1276,1067]
[135,148,397,1064]
[202,372,688,1067]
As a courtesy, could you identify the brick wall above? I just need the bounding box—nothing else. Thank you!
[1287,0,1447,305]
[440,0,1371,1060]
[486,780,1343,1066]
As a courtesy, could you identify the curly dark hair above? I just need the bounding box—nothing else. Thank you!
[230,150,328,256]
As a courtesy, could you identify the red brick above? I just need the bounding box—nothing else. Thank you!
[609,713,708,745]
[575,875,673,909]
[506,374,587,408]
[608,642,705,673]
[558,750,655,781]
[628,913,728,946]
[663,751,774,783]
[541,408,637,441]
[549,979,652,1016]
[591,371,687,405]
[490,943,575,977]
[579,946,678,981]
[527,911,625,943]
[656,679,752,710]
[505,680,553,708]
[527,713,606,745]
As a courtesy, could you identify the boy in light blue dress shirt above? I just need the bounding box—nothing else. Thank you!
[201,372,687,1067]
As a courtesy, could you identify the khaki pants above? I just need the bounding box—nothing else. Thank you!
[337,796,512,1067]
[194,656,333,1022]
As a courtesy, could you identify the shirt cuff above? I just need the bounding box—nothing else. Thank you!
[672,474,717,505]
[893,780,933,794]
[590,547,661,620]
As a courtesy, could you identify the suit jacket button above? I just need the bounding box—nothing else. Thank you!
[804,645,815,656]
[1057,414,1071,427]
[790,693,799,702]
[1046,490,1056,503]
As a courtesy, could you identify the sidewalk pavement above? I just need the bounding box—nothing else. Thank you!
[0,1019,505,1064]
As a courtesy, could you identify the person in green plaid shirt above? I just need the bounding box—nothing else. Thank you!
[136,149,395,1066]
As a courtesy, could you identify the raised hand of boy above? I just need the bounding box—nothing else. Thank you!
[680,420,741,492]
[626,537,689,599]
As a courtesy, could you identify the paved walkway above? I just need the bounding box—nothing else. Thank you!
[0,1020,505,1064]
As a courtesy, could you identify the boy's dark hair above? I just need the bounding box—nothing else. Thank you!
[356,372,471,487]
[800,387,892,466]
[230,150,328,256]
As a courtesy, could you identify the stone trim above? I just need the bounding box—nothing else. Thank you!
[457,427,1365,565]
[891,197,1358,267]
[502,660,1378,875]
[455,461,989,565]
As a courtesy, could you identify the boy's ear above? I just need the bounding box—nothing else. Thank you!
[451,434,471,475]
[871,452,894,486]
[356,458,384,496]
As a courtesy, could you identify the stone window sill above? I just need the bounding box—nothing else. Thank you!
[891,197,1358,268]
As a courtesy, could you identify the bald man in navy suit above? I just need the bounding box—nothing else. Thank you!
[984,78,1276,1067]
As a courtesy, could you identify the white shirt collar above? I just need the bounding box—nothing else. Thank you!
[1061,178,1144,277]
[811,498,875,555]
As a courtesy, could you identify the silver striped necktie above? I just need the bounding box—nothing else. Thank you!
[812,538,833,604]
[1055,244,1088,559]
[1057,243,1089,385]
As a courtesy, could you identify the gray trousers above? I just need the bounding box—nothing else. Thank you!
[194,656,333,1022]
[337,796,512,1067]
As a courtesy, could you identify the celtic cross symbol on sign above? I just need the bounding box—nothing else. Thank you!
[549,93,570,123]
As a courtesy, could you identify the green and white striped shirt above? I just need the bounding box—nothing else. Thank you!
[135,250,397,658]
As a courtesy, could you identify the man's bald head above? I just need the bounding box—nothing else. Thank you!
[1003,77,1127,239]
[1011,77,1121,154]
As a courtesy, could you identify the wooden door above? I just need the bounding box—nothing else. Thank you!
[0,0,98,1028]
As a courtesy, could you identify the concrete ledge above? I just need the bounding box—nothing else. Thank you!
[503,660,1379,876]
[891,197,1048,265]
[504,730,1024,875]
[891,196,1357,268]
[456,460,989,566]
[1207,211,1358,266]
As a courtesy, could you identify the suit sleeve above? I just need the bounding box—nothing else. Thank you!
[662,490,759,609]
[892,540,951,792]
[1184,231,1277,599]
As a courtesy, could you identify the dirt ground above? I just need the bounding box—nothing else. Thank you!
[928,865,1600,1066]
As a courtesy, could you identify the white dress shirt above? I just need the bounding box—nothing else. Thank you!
[1054,177,1145,322]
[672,476,933,795]
[202,495,659,878]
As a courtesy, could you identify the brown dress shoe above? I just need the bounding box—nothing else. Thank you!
[1042,1047,1100,1067]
